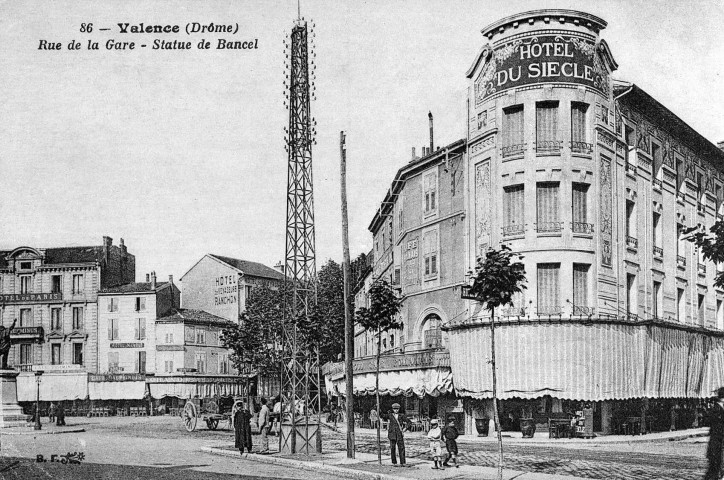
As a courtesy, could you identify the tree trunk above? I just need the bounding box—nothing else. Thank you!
[490,307,503,480]
[376,327,382,465]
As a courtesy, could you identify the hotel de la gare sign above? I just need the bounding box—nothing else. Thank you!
[475,34,610,103]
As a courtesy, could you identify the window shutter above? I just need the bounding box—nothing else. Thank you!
[536,103,558,145]
[108,320,113,340]
[571,103,586,143]
[572,184,587,224]
[140,319,146,340]
[537,183,560,225]
[573,264,589,308]
[537,263,560,312]
[134,321,139,341]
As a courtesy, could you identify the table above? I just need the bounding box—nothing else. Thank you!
[548,418,571,438]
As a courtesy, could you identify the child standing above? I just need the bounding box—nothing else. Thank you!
[442,416,459,468]
[427,418,444,469]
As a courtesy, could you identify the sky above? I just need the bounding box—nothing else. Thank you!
[0,0,723,282]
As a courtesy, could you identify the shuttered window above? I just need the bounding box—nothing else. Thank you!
[572,264,589,311]
[423,171,437,216]
[536,182,560,231]
[502,105,524,151]
[571,102,587,144]
[572,183,588,224]
[626,274,637,315]
[108,352,119,372]
[503,185,524,234]
[423,229,438,278]
[653,281,662,318]
[136,351,146,374]
[108,318,119,340]
[536,102,559,151]
[537,263,560,314]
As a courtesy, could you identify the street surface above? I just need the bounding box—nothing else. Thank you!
[0,415,712,479]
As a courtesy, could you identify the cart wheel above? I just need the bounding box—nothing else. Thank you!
[207,418,219,430]
[183,401,197,432]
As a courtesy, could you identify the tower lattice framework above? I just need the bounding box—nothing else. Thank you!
[280,17,321,455]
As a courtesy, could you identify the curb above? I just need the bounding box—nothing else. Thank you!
[201,446,410,480]
[0,428,85,436]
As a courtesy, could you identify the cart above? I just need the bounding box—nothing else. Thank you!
[182,397,243,432]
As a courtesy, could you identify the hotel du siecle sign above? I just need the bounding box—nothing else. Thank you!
[475,34,609,104]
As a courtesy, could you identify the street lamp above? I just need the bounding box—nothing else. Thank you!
[34,370,44,431]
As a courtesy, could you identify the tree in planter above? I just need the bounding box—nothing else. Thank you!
[355,279,402,465]
[466,245,526,480]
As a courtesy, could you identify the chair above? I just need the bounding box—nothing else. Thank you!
[381,419,389,430]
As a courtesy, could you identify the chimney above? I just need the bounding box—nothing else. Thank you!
[168,275,173,284]
[428,111,434,153]
[411,147,416,160]
[274,261,285,274]
[119,238,127,254]
[145,273,150,282]
[718,141,724,152]
[151,271,157,290]
[102,236,112,262]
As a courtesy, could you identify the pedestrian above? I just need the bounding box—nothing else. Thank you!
[427,418,444,469]
[706,387,724,479]
[387,403,409,467]
[441,416,459,468]
[369,407,378,429]
[48,402,57,423]
[258,397,270,454]
[56,402,66,426]
[234,401,253,455]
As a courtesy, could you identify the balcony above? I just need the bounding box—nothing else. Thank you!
[653,179,663,191]
[570,141,593,155]
[15,364,34,372]
[535,222,564,234]
[572,306,594,316]
[698,202,705,215]
[653,246,663,260]
[535,140,563,154]
[502,143,526,158]
[625,161,637,177]
[626,236,638,251]
[698,263,707,276]
[501,307,526,317]
[677,255,687,268]
[537,306,563,316]
[571,222,594,235]
[502,224,525,238]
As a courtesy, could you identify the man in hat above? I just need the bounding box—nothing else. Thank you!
[234,400,253,455]
[387,403,409,466]
[706,387,724,479]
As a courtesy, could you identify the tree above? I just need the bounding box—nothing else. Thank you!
[315,260,351,365]
[355,279,402,465]
[466,245,526,480]
[688,222,724,288]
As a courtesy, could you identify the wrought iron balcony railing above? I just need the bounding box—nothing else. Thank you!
[536,221,564,233]
[535,140,563,154]
[653,246,663,259]
[572,306,595,316]
[501,307,526,317]
[537,306,563,316]
[571,222,594,234]
[570,141,593,154]
[502,224,525,237]
[502,143,526,158]
[677,255,687,268]
[626,236,638,250]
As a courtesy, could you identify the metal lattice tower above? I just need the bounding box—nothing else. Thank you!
[280,17,321,455]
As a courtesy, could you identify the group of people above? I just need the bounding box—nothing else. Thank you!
[36,402,66,426]
[234,397,271,455]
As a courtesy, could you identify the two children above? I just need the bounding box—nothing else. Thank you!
[426,416,459,469]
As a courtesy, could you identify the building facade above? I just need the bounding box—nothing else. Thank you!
[328,9,724,436]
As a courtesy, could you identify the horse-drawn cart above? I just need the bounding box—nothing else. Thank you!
[182,397,242,432]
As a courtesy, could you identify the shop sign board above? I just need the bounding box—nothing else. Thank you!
[110,342,144,348]
[324,350,450,380]
[0,292,62,304]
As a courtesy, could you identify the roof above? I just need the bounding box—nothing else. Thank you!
[481,10,607,38]
[98,282,169,295]
[0,246,108,269]
[156,309,233,327]
[207,254,285,281]
[615,81,724,171]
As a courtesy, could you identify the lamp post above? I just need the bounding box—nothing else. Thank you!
[34,370,44,430]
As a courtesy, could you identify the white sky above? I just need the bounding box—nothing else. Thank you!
[1,0,723,282]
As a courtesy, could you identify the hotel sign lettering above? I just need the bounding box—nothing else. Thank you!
[476,35,609,103]
[110,343,144,348]
[0,293,62,305]
[324,351,450,380]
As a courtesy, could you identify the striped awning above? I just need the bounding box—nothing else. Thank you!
[448,321,724,400]
[326,367,453,398]
[17,372,88,402]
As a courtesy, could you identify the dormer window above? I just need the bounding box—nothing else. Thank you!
[19,261,32,270]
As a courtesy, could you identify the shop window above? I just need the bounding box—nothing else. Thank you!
[51,308,62,331]
[502,105,524,156]
[72,307,84,330]
[537,263,560,315]
[503,185,524,236]
[72,343,84,365]
[52,344,62,365]
[108,318,119,340]
[536,101,560,153]
[536,182,561,233]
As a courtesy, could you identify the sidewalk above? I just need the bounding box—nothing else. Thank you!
[202,444,593,480]
[1,420,85,435]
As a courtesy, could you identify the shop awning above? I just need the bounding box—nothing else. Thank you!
[327,367,453,398]
[89,381,147,400]
[447,321,724,401]
[17,372,88,402]
[146,375,246,399]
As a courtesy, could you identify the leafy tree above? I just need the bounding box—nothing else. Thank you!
[355,279,402,465]
[466,245,526,480]
[687,222,724,288]
[314,260,352,365]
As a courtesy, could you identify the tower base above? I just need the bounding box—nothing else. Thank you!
[0,370,30,427]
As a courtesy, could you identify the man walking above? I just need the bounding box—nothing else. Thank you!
[388,403,409,467]
[706,387,724,479]
[258,397,270,454]
[234,401,253,455]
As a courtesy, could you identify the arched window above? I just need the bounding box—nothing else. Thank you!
[422,314,443,349]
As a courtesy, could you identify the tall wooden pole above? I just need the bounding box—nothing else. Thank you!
[340,130,355,458]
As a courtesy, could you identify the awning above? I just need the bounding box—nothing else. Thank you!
[89,381,147,400]
[327,367,453,398]
[17,372,88,402]
[147,377,245,399]
[448,321,724,400]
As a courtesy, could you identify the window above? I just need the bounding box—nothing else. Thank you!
[536,101,559,152]
[625,125,635,148]
[676,158,684,192]
[244,285,252,301]
[195,352,206,373]
[219,354,230,374]
[51,275,62,293]
[108,352,119,372]
[537,263,560,314]
[423,229,438,278]
[677,223,685,259]
[502,105,524,155]
[72,274,84,294]
[698,294,706,326]
[164,360,174,373]
[51,343,62,365]
[397,198,404,233]
[135,297,146,312]
[422,314,442,349]
[19,261,32,270]
[389,334,395,349]
[136,351,146,374]
[625,200,636,239]
[570,102,588,151]
[51,308,62,331]
[653,212,662,248]
[652,143,662,178]
[195,328,206,345]
[503,185,524,235]
[20,275,31,294]
[165,332,174,344]
[19,343,32,364]
[19,308,32,327]
[653,281,662,319]
[108,318,119,340]
[572,264,589,314]
[423,171,438,216]
[135,318,146,340]
[718,299,723,330]
[677,288,686,322]
[72,307,84,330]
[572,183,589,233]
[108,298,119,312]
[72,343,83,365]
[536,182,560,232]
[626,274,637,316]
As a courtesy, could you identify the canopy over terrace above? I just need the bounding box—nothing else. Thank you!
[17,371,88,402]
[445,317,724,400]
[146,374,247,399]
